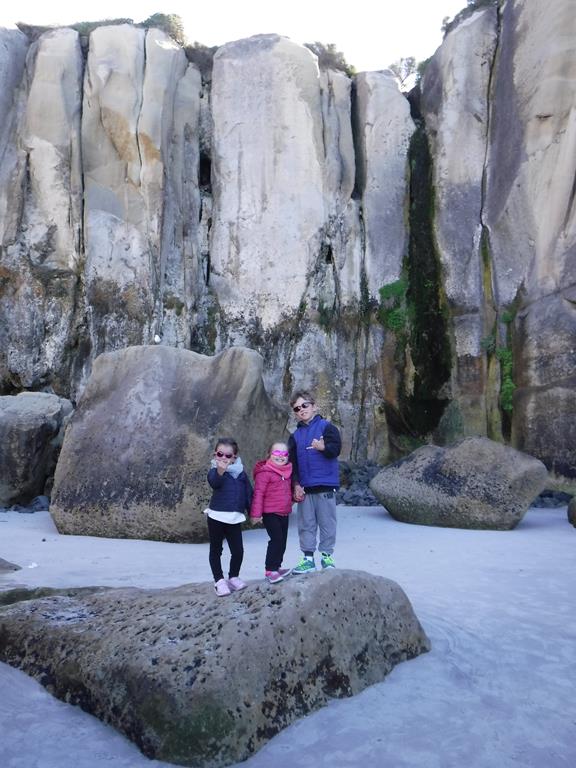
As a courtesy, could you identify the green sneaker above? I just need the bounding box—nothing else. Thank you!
[321,553,335,569]
[292,556,316,574]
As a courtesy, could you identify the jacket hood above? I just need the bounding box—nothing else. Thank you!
[253,459,292,480]
[210,456,245,477]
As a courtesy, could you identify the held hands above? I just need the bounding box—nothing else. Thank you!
[250,516,262,526]
[293,483,305,503]
[310,437,325,451]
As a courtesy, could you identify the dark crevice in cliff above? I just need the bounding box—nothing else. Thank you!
[69,35,90,403]
[478,1,512,439]
[479,1,502,232]
[349,269,371,463]
[199,152,212,193]
[134,30,146,181]
[349,80,364,201]
[400,96,452,439]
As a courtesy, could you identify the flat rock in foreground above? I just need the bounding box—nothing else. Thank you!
[0,570,429,768]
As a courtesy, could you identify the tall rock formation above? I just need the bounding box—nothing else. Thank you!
[420,0,576,484]
[0,28,82,394]
[421,6,499,438]
[0,1,575,485]
[483,0,576,480]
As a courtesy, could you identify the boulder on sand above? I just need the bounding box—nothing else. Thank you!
[0,570,430,768]
[0,392,73,506]
[50,346,287,542]
[370,437,548,530]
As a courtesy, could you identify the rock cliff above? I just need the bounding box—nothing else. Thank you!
[0,0,574,485]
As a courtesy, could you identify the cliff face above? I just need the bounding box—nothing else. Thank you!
[0,0,574,481]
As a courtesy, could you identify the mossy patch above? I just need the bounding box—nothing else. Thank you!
[137,694,236,765]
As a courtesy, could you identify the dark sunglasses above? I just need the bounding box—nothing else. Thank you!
[215,450,234,459]
[293,402,312,413]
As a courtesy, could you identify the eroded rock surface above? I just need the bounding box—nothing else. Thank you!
[0,570,429,768]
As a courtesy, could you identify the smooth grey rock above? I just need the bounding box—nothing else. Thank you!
[50,345,287,542]
[0,557,21,573]
[0,570,430,768]
[0,392,73,506]
[370,437,548,530]
[355,70,415,296]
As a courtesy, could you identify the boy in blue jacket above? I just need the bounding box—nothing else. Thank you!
[288,390,342,573]
[205,437,253,596]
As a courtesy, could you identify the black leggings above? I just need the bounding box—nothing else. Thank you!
[263,513,289,571]
[207,517,244,581]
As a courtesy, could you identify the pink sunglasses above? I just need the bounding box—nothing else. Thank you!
[271,450,289,456]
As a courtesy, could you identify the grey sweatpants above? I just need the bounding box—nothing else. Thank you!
[297,491,337,555]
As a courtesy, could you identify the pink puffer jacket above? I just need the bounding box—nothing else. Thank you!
[250,460,293,518]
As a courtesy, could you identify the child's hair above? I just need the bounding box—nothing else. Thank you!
[289,389,315,407]
[268,441,288,456]
[214,437,238,455]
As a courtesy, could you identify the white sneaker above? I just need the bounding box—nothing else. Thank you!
[227,576,246,592]
[214,578,231,597]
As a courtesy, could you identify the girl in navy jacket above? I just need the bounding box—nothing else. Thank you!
[205,437,253,597]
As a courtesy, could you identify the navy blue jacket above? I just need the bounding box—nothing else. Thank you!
[207,468,253,513]
[288,414,341,491]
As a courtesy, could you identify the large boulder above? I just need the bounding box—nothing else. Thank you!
[50,345,287,542]
[370,437,548,530]
[0,392,73,506]
[0,570,430,768]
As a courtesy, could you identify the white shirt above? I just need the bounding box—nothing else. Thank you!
[203,508,246,524]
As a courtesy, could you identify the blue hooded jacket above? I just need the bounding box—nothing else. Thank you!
[290,414,341,489]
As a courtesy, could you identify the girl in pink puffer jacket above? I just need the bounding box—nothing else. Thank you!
[250,442,293,583]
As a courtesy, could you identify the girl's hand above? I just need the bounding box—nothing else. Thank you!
[251,517,262,526]
[216,457,230,474]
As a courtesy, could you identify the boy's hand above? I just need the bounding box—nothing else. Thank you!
[250,516,262,526]
[310,437,325,451]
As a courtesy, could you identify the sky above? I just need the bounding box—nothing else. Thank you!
[1,504,575,768]
[0,0,468,72]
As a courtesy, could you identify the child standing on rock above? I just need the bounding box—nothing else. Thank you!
[205,437,253,597]
[288,390,342,573]
[250,442,293,583]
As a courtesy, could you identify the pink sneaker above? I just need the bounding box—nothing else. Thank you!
[214,578,231,597]
[227,576,246,592]
[278,568,292,578]
[265,570,284,584]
